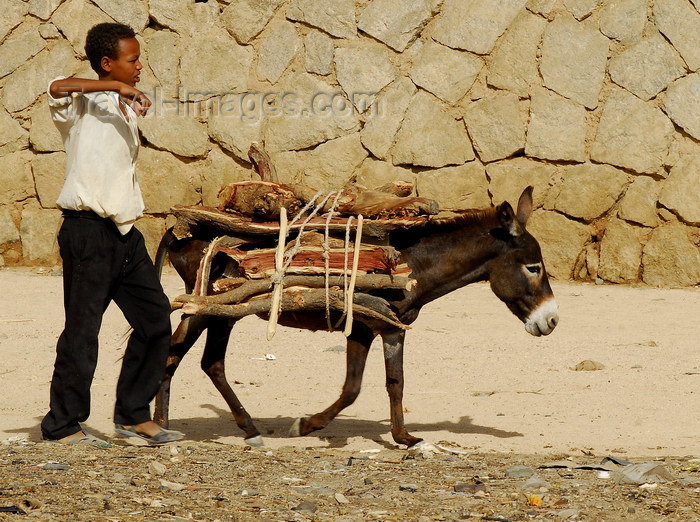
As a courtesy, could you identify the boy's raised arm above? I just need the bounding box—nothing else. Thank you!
[49,77,151,115]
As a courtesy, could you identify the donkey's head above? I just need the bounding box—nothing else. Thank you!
[487,187,558,336]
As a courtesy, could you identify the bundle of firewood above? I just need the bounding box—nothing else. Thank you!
[167,143,437,336]
[216,143,439,220]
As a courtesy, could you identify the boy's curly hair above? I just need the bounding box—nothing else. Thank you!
[85,23,136,75]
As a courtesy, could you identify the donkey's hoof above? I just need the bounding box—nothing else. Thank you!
[244,435,265,448]
[289,418,303,437]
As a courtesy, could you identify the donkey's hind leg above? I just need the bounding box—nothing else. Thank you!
[155,314,209,428]
[382,329,422,448]
[290,323,375,438]
[200,317,263,446]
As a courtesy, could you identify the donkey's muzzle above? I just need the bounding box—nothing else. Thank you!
[524,298,559,337]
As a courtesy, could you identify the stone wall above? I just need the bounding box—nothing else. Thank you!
[1,0,700,287]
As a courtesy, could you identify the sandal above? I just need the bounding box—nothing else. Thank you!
[114,424,184,445]
[42,430,113,449]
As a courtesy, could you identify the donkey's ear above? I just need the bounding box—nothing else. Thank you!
[496,201,524,237]
[516,186,534,227]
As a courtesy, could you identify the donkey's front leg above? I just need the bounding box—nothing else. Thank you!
[290,323,375,437]
[200,317,262,446]
[154,314,208,428]
[382,329,422,448]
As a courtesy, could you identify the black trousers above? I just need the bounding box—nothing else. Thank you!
[41,212,172,440]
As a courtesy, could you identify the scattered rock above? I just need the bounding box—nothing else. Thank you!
[507,465,535,478]
[572,360,605,371]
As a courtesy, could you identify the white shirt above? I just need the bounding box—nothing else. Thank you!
[48,76,144,235]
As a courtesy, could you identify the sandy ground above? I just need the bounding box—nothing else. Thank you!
[1,267,699,458]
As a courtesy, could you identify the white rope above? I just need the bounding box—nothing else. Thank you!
[333,215,353,330]
[267,207,288,341]
[343,214,363,337]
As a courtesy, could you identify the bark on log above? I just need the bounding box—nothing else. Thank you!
[217,181,302,219]
[248,142,278,182]
[173,273,417,306]
[170,205,429,240]
[177,287,408,330]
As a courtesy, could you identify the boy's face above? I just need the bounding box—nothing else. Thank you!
[101,37,142,87]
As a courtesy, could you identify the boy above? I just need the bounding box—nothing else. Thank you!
[41,22,183,447]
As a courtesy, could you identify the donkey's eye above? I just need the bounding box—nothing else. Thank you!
[525,264,541,276]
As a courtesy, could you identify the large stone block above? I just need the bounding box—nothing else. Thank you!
[654,0,700,71]
[486,157,557,209]
[526,0,557,16]
[0,26,46,80]
[540,14,609,109]
[554,163,629,221]
[527,210,591,280]
[663,73,700,141]
[564,0,599,20]
[139,110,209,158]
[391,91,474,168]
[179,29,253,96]
[658,154,700,225]
[19,201,61,264]
[0,206,20,245]
[1,40,79,113]
[360,77,416,161]
[619,175,661,228]
[28,97,63,152]
[52,0,114,57]
[358,0,434,52]
[0,151,35,205]
[525,87,586,162]
[222,0,285,44]
[355,158,416,191]
[32,152,65,209]
[304,30,333,76]
[433,0,528,55]
[608,32,686,101]
[262,72,360,152]
[136,147,202,214]
[90,0,149,33]
[598,218,643,283]
[591,88,674,174]
[488,10,546,97]
[149,0,219,37]
[415,162,490,210]
[208,112,263,162]
[0,0,28,42]
[256,21,301,85]
[642,222,700,286]
[408,40,483,104]
[144,31,180,98]
[464,92,524,163]
[599,0,646,43]
[335,43,397,108]
[301,133,368,190]
[287,0,356,39]
[29,0,63,21]
[200,147,252,207]
[0,106,29,155]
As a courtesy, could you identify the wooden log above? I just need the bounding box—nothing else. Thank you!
[173,273,417,306]
[170,205,429,240]
[234,245,397,278]
[248,142,278,182]
[217,181,302,219]
[171,206,426,239]
[179,287,409,330]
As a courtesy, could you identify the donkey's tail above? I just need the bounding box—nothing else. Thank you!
[154,227,176,280]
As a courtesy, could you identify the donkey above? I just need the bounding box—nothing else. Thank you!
[153,186,558,448]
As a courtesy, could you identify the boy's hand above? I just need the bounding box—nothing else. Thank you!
[119,84,151,116]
